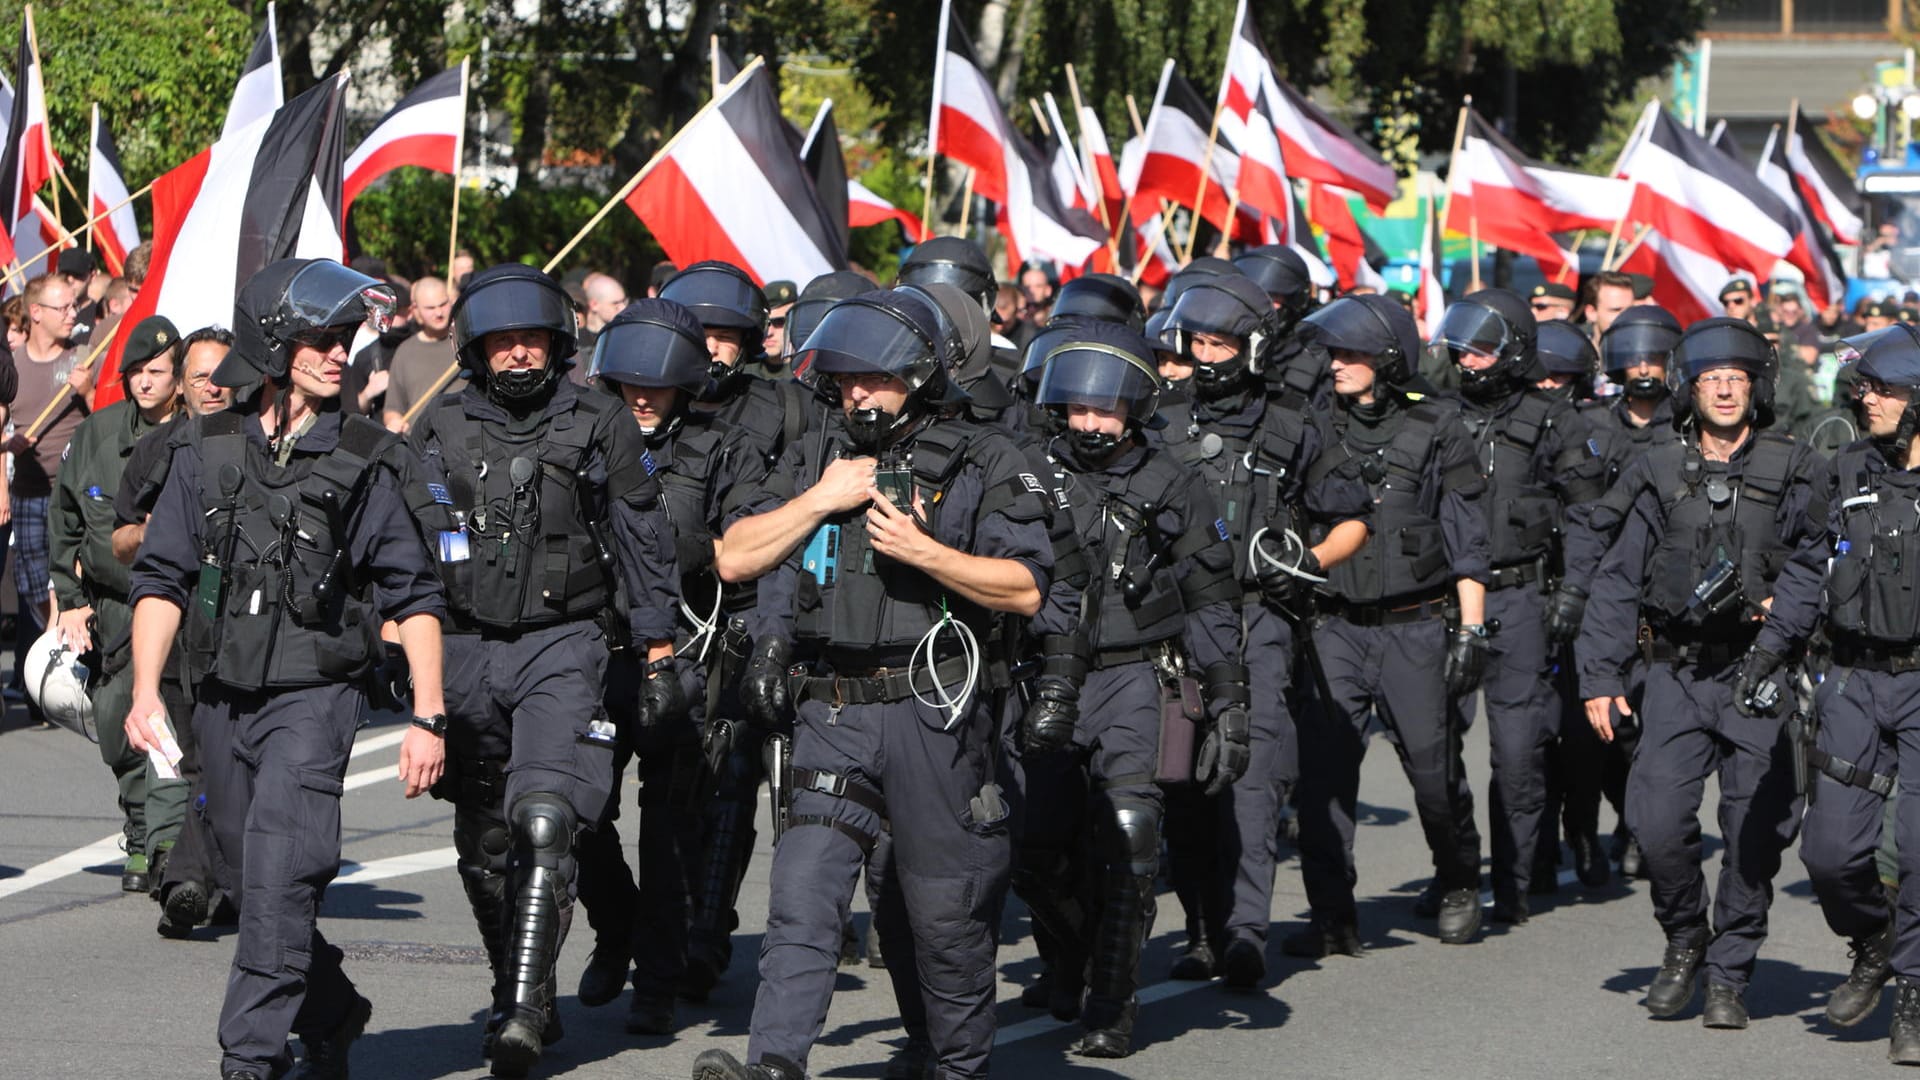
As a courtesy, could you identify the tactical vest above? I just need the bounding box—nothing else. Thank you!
[1309,401,1477,605]
[1824,446,1920,643]
[1639,432,1798,634]
[792,418,1042,664]
[424,393,619,632]
[186,411,393,691]
[1059,448,1215,652]
[1163,393,1309,586]
[1461,392,1566,568]
[648,422,728,637]
[715,374,808,470]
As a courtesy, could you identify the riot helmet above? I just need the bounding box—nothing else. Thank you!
[785,271,873,371]
[897,236,996,316]
[1035,321,1164,464]
[1158,256,1237,313]
[658,260,769,338]
[589,299,711,440]
[1019,317,1095,393]
[1298,293,1422,389]
[1233,244,1316,325]
[1600,304,1682,401]
[450,263,577,405]
[221,258,397,391]
[1432,287,1539,402]
[796,289,961,451]
[1164,273,1277,397]
[24,628,94,742]
[1050,273,1146,332]
[1535,320,1598,400]
[1837,322,1920,451]
[1672,316,1777,429]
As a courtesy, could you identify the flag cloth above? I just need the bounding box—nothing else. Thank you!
[1309,182,1386,291]
[929,0,1103,270]
[342,63,464,216]
[1758,125,1847,312]
[88,106,139,275]
[1257,64,1395,210]
[848,178,926,242]
[799,99,851,255]
[1214,0,1294,228]
[1076,98,1126,233]
[1617,104,1796,284]
[1444,108,1625,278]
[1616,229,1728,327]
[1417,190,1446,329]
[1124,60,1257,243]
[0,15,61,277]
[222,2,282,140]
[624,59,846,287]
[97,74,349,407]
[1787,104,1863,245]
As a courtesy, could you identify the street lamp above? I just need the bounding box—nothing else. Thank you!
[1857,92,1882,120]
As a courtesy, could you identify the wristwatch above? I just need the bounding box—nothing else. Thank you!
[410,713,448,737]
[1458,623,1491,639]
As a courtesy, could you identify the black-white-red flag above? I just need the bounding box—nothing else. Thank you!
[342,61,466,217]
[1758,124,1848,312]
[222,1,282,140]
[88,105,139,276]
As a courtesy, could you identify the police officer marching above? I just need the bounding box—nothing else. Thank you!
[1282,293,1493,955]
[696,287,1054,1080]
[123,258,450,1080]
[1738,321,1920,1062]
[1576,317,1820,1029]
[408,264,682,1078]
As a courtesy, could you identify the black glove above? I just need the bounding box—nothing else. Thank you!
[741,636,792,729]
[1196,704,1251,796]
[1733,647,1785,718]
[1542,584,1587,646]
[1021,675,1078,753]
[1255,538,1321,609]
[637,657,686,728]
[1444,625,1491,697]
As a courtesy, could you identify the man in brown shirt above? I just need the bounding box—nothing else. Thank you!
[7,273,93,714]
[380,275,454,432]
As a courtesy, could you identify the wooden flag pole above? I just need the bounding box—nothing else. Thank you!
[14,180,153,278]
[1129,208,1175,287]
[446,57,471,279]
[1125,94,1145,140]
[710,34,722,97]
[1182,103,1225,263]
[1028,98,1051,138]
[1600,184,1638,271]
[22,332,115,441]
[957,167,976,233]
[1121,92,1181,278]
[84,104,98,254]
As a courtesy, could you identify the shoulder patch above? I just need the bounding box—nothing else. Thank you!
[641,449,658,477]
[427,482,452,505]
[1214,518,1230,542]
[1020,472,1046,495]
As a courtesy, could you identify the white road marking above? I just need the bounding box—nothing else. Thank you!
[0,725,408,902]
[333,846,460,885]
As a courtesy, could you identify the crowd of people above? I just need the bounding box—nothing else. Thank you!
[13,228,1920,1080]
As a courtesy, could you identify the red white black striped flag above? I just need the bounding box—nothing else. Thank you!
[342,61,466,216]
[88,105,139,276]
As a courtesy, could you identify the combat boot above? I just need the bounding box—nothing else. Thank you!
[1569,831,1610,888]
[1644,934,1705,1017]
[1701,984,1748,1030]
[1073,999,1137,1059]
[122,851,150,893]
[881,1037,937,1080]
[290,994,372,1079]
[1220,934,1266,991]
[1436,889,1482,944]
[690,1049,804,1080]
[158,880,209,940]
[626,993,675,1037]
[1891,980,1920,1065]
[1279,920,1365,959]
[1169,937,1215,981]
[577,945,628,1007]
[1827,922,1894,1027]
[865,917,886,970]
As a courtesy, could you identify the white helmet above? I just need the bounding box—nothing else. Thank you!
[25,628,95,742]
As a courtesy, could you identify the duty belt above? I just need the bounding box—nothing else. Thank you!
[1644,632,1756,668]
[1320,590,1450,627]
[1485,558,1545,592]
[1807,747,1897,797]
[791,653,976,707]
[1830,636,1920,674]
[1090,638,1181,672]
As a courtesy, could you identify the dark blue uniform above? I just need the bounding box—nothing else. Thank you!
[736,416,1052,1080]
[1575,433,1817,996]
[129,410,445,1079]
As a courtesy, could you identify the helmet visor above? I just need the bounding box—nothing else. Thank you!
[1034,342,1159,417]
[283,262,397,334]
[1836,324,1920,367]
[1432,302,1511,358]
[660,269,767,329]
[796,301,936,389]
[588,318,711,389]
[897,260,992,303]
[1299,298,1395,356]
[1601,321,1681,373]
[1678,323,1775,379]
[454,278,574,353]
[782,296,839,360]
[1165,284,1260,340]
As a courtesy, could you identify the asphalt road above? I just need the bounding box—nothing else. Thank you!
[0,697,1904,1080]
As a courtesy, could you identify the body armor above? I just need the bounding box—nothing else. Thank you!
[1637,433,1797,636]
[1460,391,1568,569]
[1823,446,1920,643]
[1161,392,1310,586]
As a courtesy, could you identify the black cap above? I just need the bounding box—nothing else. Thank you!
[1902,307,1920,326]
[1718,277,1754,301]
[120,315,179,373]
[650,260,678,291]
[57,249,96,279]
[1529,282,1576,303]
[764,280,799,307]
[1627,274,1654,300]
[1864,299,1895,320]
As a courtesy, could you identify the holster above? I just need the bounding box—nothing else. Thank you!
[763,732,792,841]
[1154,675,1203,784]
[1788,709,1814,805]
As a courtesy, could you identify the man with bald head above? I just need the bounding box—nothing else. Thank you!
[583,272,630,334]
[381,275,456,432]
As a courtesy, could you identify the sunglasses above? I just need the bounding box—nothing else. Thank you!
[290,327,354,352]
[767,316,787,330]
[1528,301,1562,311]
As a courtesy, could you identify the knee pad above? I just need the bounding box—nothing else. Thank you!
[510,793,577,865]
[455,806,512,874]
[1103,796,1162,878]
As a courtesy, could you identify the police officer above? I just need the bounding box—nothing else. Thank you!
[1152,271,1371,987]
[1282,293,1492,954]
[1533,320,1598,404]
[410,264,681,1077]
[50,316,188,899]
[1576,317,1817,1029]
[1547,304,1689,881]
[1012,321,1245,1055]
[1736,323,1920,1057]
[1230,244,1325,405]
[1431,288,1577,922]
[123,258,449,1080]
[695,288,1054,1080]
[570,298,760,1036]
[659,261,814,997]
[897,236,1026,390]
